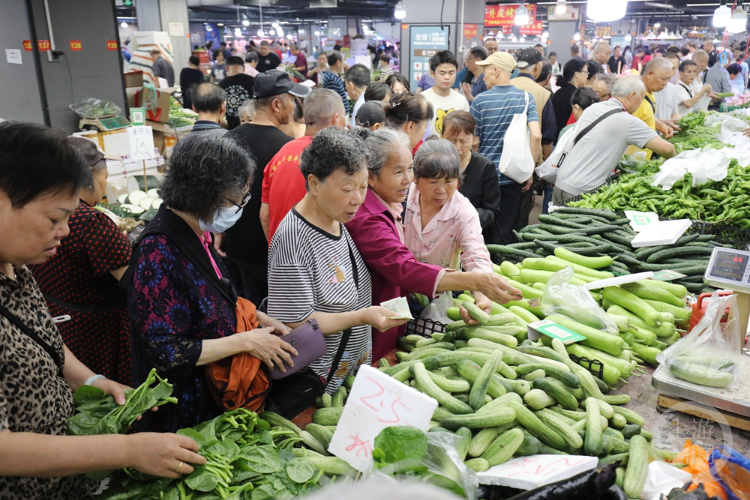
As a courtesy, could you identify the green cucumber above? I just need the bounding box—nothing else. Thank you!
[554,207,618,221]
[608,305,675,337]
[647,246,714,263]
[669,360,734,388]
[465,458,490,472]
[469,350,502,410]
[519,268,587,286]
[515,363,580,389]
[584,397,603,456]
[462,301,491,324]
[305,423,334,450]
[621,424,642,439]
[612,406,646,427]
[260,411,303,435]
[509,401,566,449]
[524,388,557,410]
[546,314,626,356]
[299,430,328,455]
[622,282,686,308]
[411,362,474,414]
[642,299,691,323]
[515,431,543,456]
[624,435,649,498]
[456,359,506,398]
[500,261,521,277]
[460,327,519,348]
[523,369,546,381]
[441,407,517,431]
[637,279,687,299]
[456,427,472,461]
[523,257,614,279]
[537,409,583,449]
[602,287,661,327]
[427,371,471,393]
[533,377,579,410]
[554,247,613,269]
[312,407,344,426]
[482,428,525,466]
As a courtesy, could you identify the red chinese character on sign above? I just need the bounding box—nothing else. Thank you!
[506,7,515,18]
[346,434,373,458]
[22,40,32,51]
[359,376,415,425]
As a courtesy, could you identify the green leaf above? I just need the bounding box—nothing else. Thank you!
[372,426,428,472]
[251,483,276,500]
[286,458,317,484]
[241,445,281,474]
[73,385,107,406]
[185,465,220,492]
[177,428,207,448]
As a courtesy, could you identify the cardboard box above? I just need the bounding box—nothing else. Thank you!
[124,71,144,88]
[126,86,170,123]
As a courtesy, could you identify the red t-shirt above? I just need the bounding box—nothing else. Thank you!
[566,111,576,126]
[261,135,314,244]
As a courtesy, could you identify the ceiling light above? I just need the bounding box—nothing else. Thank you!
[269,29,276,35]
[573,32,581,41]
[519,36,526,42]
[625,34,632,41]
[728,0,747,32]
[241,14,249,26]
[515,4,530,25]
[235,28,242,37]
[543,30,550,38]
[272,21,279,27]
[257,28,264,37]
[287,34,293,39]
[714,0,731,27]
[314,30,320,36]
[556,0,567,15]
[217,23,224,27]
[654,22,661,28]
[588,0,628,22]
[394,1,406,19]
[120,21,128,28]
[299,29,305,34]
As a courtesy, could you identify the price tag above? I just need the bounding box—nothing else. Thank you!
[130,107,145,126]
[22,40,32,51]
[477,455,597,489]
[630,219,692,248]
[652,270,687,281]
[328,365,437,473]
[37,40,51,51]
[106,40,118,51]
[624,211,659,233]
[69,40,82,51]
[127,126,155,161]
[527,320,586,344]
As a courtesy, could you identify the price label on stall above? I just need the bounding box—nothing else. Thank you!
[69,40,82,51]
[328,365,437,473]
[630,219,691,248]
[22,40,32,51]
[106,40,118,51]
[37,40,50,51]
[624,210,659,233]
[127,126,155,161]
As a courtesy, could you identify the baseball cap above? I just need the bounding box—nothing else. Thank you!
[254,70,311,99]
[67,136,121,164]
[476,52,518,72]
[517,48,543,69]
[356,101,386,128]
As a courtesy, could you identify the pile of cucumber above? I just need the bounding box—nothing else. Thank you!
[488,207,722,295]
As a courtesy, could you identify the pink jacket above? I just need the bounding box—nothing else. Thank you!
[345,188,445,361]
[404,185,494,273]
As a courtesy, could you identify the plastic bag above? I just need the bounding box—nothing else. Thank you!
[498,93,535,184]
[420,292,454,325]
[651,149,731,190]
[718,117,750,150]
[673,439,728,500]
[541,268,619,335]
[709,446,750,500]
[141,81,160,114]
[69,97,122,118]
[657,293,743,390]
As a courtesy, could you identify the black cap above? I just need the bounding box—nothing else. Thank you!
[517,48,543,69]
[356,101,386,128]
[254,69,311,99]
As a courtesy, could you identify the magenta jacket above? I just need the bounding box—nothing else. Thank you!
[345,188,445,361]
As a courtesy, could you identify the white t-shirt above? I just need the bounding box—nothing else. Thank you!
[693,76,710,112]
[675,80,697,117]
[421,87,470,138]
[654,82,679,121]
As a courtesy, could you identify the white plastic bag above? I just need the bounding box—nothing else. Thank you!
[541,268,619,335]
[657,293,743,390]
[535,122,579,183]
[421,292,454,325]
[498,92,535,184]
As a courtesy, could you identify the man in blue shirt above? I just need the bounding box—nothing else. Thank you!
[462,46,489,103]
[322,51,350,116]
[471,51,542,244]
[454,52,469,90]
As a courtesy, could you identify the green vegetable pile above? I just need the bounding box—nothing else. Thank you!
[169,96,199,128]
[101,409,356,500]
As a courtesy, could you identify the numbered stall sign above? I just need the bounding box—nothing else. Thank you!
[37,40,51,51]
[69,40,82,51]
[127,126,156,161]
[106,40,118,51]
[328,365,437,473]
[22,40,32,51]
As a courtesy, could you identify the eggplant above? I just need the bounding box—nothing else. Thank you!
[505,464,618,500]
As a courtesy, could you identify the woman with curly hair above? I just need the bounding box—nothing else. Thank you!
[127,134,296,433]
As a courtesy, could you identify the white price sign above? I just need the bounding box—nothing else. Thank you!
[127,126,155,161]
[631,219,692,248]
[328,365,437,473]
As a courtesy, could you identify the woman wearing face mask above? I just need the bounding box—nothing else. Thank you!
[30,137,133,386]
[345,129,522,361]
[403,139,494,276]
[127,134,295,433]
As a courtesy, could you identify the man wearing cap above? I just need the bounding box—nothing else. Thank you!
[471,52,542,244]
[259,88,347,243]
[150,49,175,87]
[510,47,557,230]
[356,101,386,131]
[223,70,310,304]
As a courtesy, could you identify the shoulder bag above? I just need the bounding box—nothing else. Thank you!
[497,92,536,184]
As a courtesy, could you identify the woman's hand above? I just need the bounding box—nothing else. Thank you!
[359,306,410,332]
[92,378,129,406]
[257,312,292,335]
[237,327,297,372]
[743,127,750,138]
[126,433,206,479]
[459,292,492,325]
[478,273,523,305]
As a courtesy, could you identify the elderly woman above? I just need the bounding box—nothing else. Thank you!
[385,92,434,153]
[267,128,408,418]
[345,129,522,361]
[30,137,132,386]
[128,134,295,433]
[0,122,205,497]
[404,139,494,280]
[442,111,501,244]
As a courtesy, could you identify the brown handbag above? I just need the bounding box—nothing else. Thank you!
[205,297,271,412]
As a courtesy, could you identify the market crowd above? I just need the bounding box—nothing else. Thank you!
[1,34,742,499]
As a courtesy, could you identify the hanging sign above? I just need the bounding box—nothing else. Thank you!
[23,40,32,51]
[464,24,478,39]
[69,40,82,51]
[106,40,118,51]
[37,40,51,51]
[409,25,450,89]
[485,4,537,27]
[520,20,543,36]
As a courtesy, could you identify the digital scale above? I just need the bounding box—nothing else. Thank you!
[651,247,750,425]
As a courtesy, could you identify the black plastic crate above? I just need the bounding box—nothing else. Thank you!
[404,316,447,338]
[568,353,605,380]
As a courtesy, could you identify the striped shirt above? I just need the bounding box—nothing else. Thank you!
[470,85,538,185]
[267,209,372,393]
[322,70,351,116]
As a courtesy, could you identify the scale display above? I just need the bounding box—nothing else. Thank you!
[705,247,750,293]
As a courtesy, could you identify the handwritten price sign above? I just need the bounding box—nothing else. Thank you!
[23,40,32,51]
[37,40,51,51]
[69,40,82,51]
[127,126,156,161]
[106,40,118,51]
[328,365,437,473]
[477,455,597,489]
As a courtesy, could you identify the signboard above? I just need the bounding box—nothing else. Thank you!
[168,21,185,37]
[631,219,692,248]
[37,40,51,51]
[520,20,543,36]
[5,49,22,65]
[625,210,659,233]
[547,6,580,21]
[69,40,82,51]
[464,23,478,39]
[130,107,146,127]
[106,40,118,51]
[409,25,450,90]
[485,4,536,27]
[528,320,586,344]
[127,126,156,161]
[328,365,437,473]
[22,40,32,51]
[595,26,612,38]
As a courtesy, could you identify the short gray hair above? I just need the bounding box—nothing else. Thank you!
[299,127,368,190]
[238,100,256,121]
[644,56,675,74]
[365,128,411,176]
[612,75,646,98]
[304,88,345,127]
[595,73,617,94]
[693,49,709,62]
[594,41,611,53]
[413,138,461,181]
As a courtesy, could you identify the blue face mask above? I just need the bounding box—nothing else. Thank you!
[199,206,243,234]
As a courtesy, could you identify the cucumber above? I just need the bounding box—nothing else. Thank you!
[476,392,522,416]
[299,431,328,455]
[647,246,714,263]
[305,423,334,450]
[524,389,557,410]
[516,345,569,364]
[642,299,691,323]
[415,338,436,348]
[608,305,675,338]
[626,325,657,346]
[482,428,525,467]
[555,247,614,269]
[631,342,661,366]
[538,444,569,455]
[320,393,333,408]
[621,282,686,308]
[509,401,566,450]
[523,257,614,279]
[509,306,540,325]
[440,408,517,431]
[505,278,545,298]
[468,424,513,457]
[331,386,347,407]
[515,363,580,389]
[616,467,625,488]
[456,359,506,398]
[470,350,502,410]
[446,307,462,321]
[602,287,661,327]
[602,394,631,405]
[456,427,472,461]
[603,426,625,441]
[600,452,630,467]
[519,268,587,286]
[523,369,546,381]
[411,362,474,414]
[432,406,455,422]
[259,411,303,435]
[533,378,579,410]
[546,314,626,356]
[495,375,531,396]
[669,360,734,388]
[554,207,618,221]
[463,301,491,324]
[584,397,603,456]
[500,261,521,277]
[537,409,583,449]
[515,430,543,456]
[637,279,688,299]
[446,320,468,332]
[612,406,646,427]
[623,435,649,498]
[621,424,642,439]
[312,407,344,426]
[460,327,519,348]
[487,244,540,260]
[428,371,471,393]
[465,458,490,472]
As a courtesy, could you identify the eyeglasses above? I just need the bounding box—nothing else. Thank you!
[225,192,251,214]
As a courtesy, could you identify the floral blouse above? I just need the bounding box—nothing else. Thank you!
[403,184,494,273]
[129,234,236,433]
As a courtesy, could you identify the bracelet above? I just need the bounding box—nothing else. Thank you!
[84,374,106,387]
